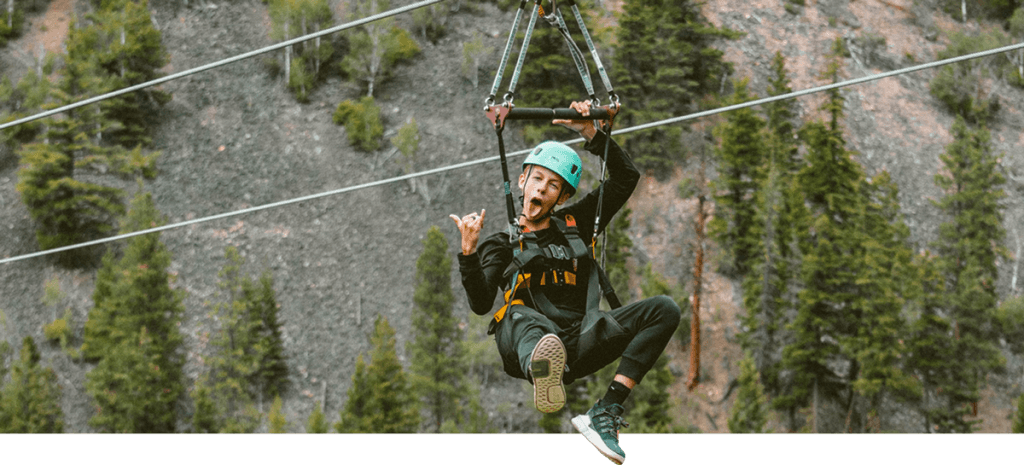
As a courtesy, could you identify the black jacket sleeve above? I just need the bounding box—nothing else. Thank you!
[457,233,513,316]
[561,130,640,242]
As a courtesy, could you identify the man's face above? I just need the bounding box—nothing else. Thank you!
[518,165,570,222]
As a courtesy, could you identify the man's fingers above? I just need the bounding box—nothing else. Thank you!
[449,214,463,228]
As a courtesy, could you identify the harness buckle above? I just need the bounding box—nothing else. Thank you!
[550,245,568,260]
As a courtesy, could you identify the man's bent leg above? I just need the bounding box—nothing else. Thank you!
[607,295,681,385]
[571,296,680,464]
[494,306,566,412]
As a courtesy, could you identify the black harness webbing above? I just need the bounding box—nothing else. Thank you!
[500,216,621,315]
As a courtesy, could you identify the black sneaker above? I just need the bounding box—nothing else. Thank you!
[528,334,566,413]
[571,401,630,464]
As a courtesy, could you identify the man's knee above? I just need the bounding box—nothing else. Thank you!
[648,295,681,328]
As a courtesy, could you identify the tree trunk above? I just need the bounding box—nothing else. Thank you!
[367,22,383,98]
[36,41,43,76]
[472,56,479,88]
[813,377,819,433]
[961,0,966,23]
[95,106,103,143]
[1012,228,1020,295]
[7,0,13,29]
[758,164,779,377]
[686,156,707,392]
[314,22,321,76]
[284,22,291,85]
[120,25,126,79]
[923,384,932,433]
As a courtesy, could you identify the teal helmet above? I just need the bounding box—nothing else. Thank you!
[522,141,583,194]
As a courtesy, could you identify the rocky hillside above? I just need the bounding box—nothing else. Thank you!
[1,0,1022,433]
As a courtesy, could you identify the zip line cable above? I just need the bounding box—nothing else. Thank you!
[614,41,1024,136]
[0,0,446,132]
[2,41,1024,266]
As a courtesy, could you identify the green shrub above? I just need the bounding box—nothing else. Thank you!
[0,7,26,46]
[997,296,1024,354]
[43,317,70,346]
[333,96,384,152]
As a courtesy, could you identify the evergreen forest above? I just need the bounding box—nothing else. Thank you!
[1,0,1023,441]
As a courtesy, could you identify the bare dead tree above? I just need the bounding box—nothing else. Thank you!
[686,136,711,392]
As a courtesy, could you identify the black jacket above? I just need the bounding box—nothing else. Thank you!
[456,131,639,327]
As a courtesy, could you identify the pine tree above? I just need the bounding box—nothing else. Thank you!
[710,78,767,276]
[597,207,633,305]
[82,190,185,432]
[336,353,372,433]
[336,316,420,433]
[1013,392,1024,433]
[269,395,288,433]
[83,190,184,362]
[86,328,179,432]
[249,271,289,399]
[740,155,803,396]
[74,0,170,148]
[929,116,1007,431]
[190,383,220,433]
[612,0,739,173]
[905,252,977,433]
[1,67,50,150]
[307,402,329,433]
[764,51,799,161]
[192,246,289,433]
[728,352,770,433]
[16,126,125,263]
[0,337,64,433]
[847,172,920,430]
[410,226,484,432]
[15,3,171,261]
[739,51,804,396]
[777,47,864,431]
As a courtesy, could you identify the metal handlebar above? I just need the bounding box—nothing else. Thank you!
[505,107,612,120]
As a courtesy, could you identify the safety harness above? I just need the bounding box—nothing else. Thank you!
[483,0,625,340]
[488,213,626,364]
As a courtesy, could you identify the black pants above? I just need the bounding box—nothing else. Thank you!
[494,295,681,385]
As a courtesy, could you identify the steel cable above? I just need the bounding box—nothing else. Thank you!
[0,0,446,131]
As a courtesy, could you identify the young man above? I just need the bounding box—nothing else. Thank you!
[450,101,680,464]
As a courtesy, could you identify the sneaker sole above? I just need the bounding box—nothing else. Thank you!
[571,414,625,465]
[530,334,566,413]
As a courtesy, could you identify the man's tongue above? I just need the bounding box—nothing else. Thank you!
[527,197,543,217]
